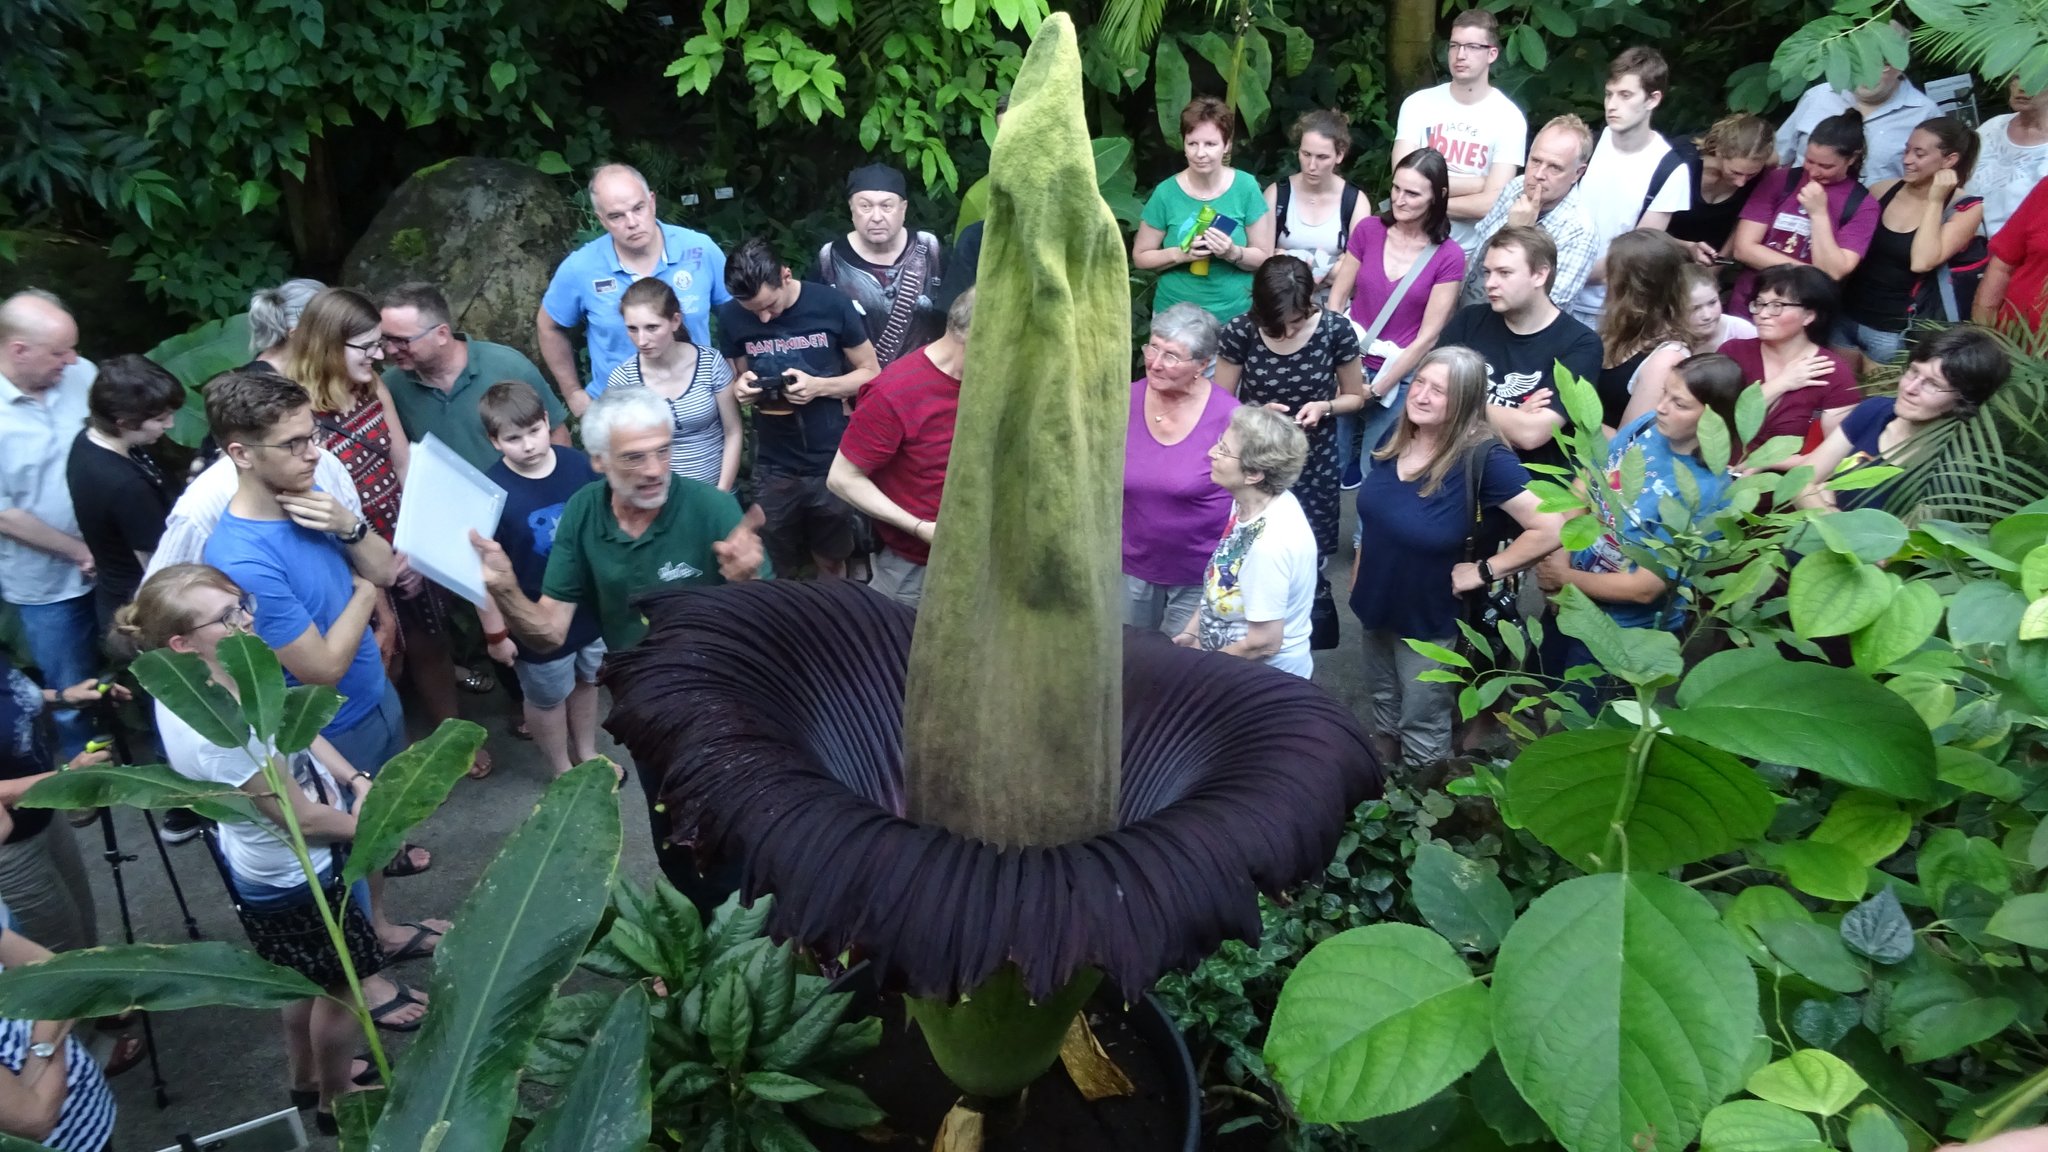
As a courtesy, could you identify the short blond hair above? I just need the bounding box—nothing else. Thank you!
[1229,406,1308,496]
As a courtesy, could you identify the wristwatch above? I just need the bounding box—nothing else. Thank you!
[27,1040,55,1059]
[1478,558,1497,585]
[336,517,370,545]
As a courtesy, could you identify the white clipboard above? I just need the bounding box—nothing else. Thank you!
[392,433,506,605]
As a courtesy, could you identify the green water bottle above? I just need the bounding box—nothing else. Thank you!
[1184,205,1217,276]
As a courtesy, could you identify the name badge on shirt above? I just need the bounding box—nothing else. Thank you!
[673,270,694,293]
[593,277,620,295]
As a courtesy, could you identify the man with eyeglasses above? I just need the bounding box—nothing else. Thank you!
[1392,8,1528,250]
[1461,115,1601,308]
[378,281,568,474]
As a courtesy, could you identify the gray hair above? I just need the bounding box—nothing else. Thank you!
[248,278,326,355]
[945,286,975,338]
[582,386,674,458]
[1229,405,1309,495]
[589,163,653,201]
[1149,302,1222,362]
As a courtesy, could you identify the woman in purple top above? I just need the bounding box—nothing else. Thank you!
[1730,109,1882,316]
[1326,148,1465,489]
[1123,303,1240,633]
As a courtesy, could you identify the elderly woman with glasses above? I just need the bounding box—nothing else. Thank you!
[1793,325,2011,512]
[1172,406,1319,677]
[1123,303,1241,634]
[1718,264,1862,454]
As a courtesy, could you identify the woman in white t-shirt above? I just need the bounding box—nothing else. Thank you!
[1971,78,2048,237]
[116,565,423,1131]
[1176,406,1319,678]
[1263,109,1370,300]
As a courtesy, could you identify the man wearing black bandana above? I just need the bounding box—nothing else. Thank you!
[816,164,945,368]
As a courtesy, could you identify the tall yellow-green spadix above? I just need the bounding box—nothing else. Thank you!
[901,13,1129,847]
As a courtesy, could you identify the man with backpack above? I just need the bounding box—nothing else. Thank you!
[1567,47,1692,327]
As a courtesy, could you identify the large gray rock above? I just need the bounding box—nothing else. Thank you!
[342,157,583,370]
[0,230,183,359]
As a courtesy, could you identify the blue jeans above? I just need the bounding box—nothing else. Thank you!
[15,593,99,759]
[232,860,372,918]
[324,680,405,780]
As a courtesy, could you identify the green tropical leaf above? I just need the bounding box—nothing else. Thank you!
[17,762,262,826]
[1492,873,1758,1152]
[1746,1049,1868,1116]
[216,632,286,744]
[0,942,319,1018]
[1846,1104,1906,1152]
[341,720,489,886]
[1917,828,2012,909]
[1666,652,1936,801]
[1775,840,1868,902]
[1152,36,1191,146]
[276,684,343,754]
[1985,892,2048,948]
[132,647,249,749]
[370,759,623,1152]
[1788,550,1893,638]
[520,984,652,1152]
[1267,923,1494,1124]
[1839,888,1915,964]
[1407,841,1514,954]
[1791,998,1860,1050]
[793,1076,887,1130]
[1811,792,1911,867]
[1553,586,1682,688]
[1814,508,1909,565]
[1508,729,1773,874]
[1751,920,1867,994]
[1701,1099,1827,1152]
[706,970,754,1069]
[1849,581,1941,671]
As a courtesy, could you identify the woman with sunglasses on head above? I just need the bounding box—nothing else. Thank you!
[115,564,426,1132]
[1718,264,1863,456]
[1793,325,2011,512]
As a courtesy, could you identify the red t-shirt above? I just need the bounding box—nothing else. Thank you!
[839,347,960,565]
[1990,179,2048,332]
[1720,338,1863,449]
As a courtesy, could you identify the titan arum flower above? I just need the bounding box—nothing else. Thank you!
[606,13,1378,1135]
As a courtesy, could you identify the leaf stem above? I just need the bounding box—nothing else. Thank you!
[1685,864,1766,887]
[1972,1062,2048,1141]
[1599,689,1657,871]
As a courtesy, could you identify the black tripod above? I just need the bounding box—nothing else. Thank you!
[87,692,201,1108]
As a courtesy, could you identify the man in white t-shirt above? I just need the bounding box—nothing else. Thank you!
[1568,46,1691,327]
[1393,9,1529,251]
[1970,78,2048,236]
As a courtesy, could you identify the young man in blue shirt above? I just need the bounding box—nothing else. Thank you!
[537,164,732,417]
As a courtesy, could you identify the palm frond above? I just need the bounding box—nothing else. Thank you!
[1869,325,2048,523]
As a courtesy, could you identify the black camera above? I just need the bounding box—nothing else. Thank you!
[753,373,796,415]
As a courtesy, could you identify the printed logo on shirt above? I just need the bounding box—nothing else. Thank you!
[741,333,834,358]
[593,277,620,295]
[673,270,695,294]
[658,560,702,582]
[683,247,704,270]
[528,503,568,556]
[1769,211,1813,255]
[1489,368,1547,405]
[1423,127,1492,175]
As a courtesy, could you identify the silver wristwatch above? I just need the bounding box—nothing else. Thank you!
[27,1040,55,1059]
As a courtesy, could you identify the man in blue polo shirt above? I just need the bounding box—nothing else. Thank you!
[536,163,732,417]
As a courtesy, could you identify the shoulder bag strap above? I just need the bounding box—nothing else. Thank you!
[1362,241,1444,349]
[1274,177,1292,241]
[1637,138,1685,224]
[1340,183,1361,236]
[1837,182,1870,229]
[1462,442,1487,564]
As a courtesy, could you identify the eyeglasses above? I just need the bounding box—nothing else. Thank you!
[1448,41,1495,55]
[380,327,439,351]
[610,449,665,469]
[345,336,385,355]
[1209,439,1241,460]
[1142,342,1191,368]
[1748,299,1803,317]
[248,434,319,458]
[202,594,258,633]
[1899,366,1956,395]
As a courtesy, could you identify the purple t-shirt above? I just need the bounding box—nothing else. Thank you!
[1123,379,1240,586]
[1344,219,1466,371]
[1729,169,1880,313]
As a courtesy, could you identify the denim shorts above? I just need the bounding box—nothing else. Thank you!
[1831,318,1905,366]
[514,639,607,710]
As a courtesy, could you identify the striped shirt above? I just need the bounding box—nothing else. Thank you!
[0,964,116,1151]
[604,346,733,487]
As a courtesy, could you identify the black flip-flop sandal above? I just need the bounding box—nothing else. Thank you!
[384,921,441,965]
[369,982,426,1032]
[291,1054,379,1109]
[382,843,431,878]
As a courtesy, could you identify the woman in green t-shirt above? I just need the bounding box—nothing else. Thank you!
[1133,96,1274,323]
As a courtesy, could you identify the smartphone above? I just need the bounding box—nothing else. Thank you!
[1205,213,1241,237]
[1712,256,1739,267]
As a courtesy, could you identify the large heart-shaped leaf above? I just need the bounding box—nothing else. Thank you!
[1267,923,1493,1124]
[1849,581,1942,672]
[0,942,319,1018]
[1752,921,1867,994]
[18,762,263,826]
[1492,873,1758,1152]
[1746,1048,1867,1116]
[1666,653,1936,801]
[1700,1100,1827,1152]
[1811,792,1911,867]
[520,984,652,1152]
[342,719,489,886]
[1408,841,1514,954]
[1985,892,2048,948]
[370,759,623,1152]
[1789,550,1893,637]
[1509,729,1774,873]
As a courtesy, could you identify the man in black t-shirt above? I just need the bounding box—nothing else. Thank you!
[1438,225,1604,471]
[717,238,881,578]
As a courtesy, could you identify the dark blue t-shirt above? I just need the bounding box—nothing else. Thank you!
[1,656,53,842]
[714,280,866,476]
[1351,439,1531,640]
[1835,397,1897,511]
[204,502,387,735]
[488,447,604,662]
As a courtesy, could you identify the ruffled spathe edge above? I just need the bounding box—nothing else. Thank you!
[603,578,1382,1002]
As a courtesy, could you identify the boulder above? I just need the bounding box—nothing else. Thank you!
[0,230,183,360]
[342,157,583,370]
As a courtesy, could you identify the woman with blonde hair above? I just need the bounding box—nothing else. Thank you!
[116,564,431,1132]
[1349,346,1562,765]
[1598,229,1695,428]
[1668,113,1779,260]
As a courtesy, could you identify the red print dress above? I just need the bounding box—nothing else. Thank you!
[315,396,404,542]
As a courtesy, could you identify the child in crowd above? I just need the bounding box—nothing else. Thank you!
[477,381,606,778]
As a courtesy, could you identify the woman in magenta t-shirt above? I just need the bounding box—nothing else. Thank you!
[1124,303,1240,634]
[1722,264,1863,455]
[1729,109,1882,316]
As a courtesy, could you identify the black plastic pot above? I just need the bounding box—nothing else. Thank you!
[825,961,1202,1152]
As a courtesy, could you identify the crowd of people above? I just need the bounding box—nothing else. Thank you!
[0,14,2038,1146]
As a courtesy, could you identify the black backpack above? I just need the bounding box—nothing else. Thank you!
[1274,178,1362,245]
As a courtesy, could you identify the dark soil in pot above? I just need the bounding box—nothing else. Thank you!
[808,968,1200,1152]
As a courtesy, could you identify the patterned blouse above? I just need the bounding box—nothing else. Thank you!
[315,396,404,542]
[0,944,117,1151]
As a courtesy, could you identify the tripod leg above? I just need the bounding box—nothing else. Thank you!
[93,810,173,1107]
[136,1005,170,1109]
[137,810,204,941]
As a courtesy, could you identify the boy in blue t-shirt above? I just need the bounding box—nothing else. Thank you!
[477,382,605,777]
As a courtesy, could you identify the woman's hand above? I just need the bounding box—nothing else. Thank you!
[1295,400,1333,428]
[1171,630,1200,649]
[64,748,111,772]
[1534,550,1570,594]
[57,678,124,707]
[1796,178,1829,217]
[1196,226,1235,261]
[1930,167,1958,199]
[1773,352,1835,393]
[348,772,373,801]
[1451,561,1485,594]
[486,637,517,666]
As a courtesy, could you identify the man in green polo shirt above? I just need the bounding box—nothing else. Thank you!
[380,281,570,472]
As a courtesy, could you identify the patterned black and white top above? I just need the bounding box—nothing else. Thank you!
[0,918,116,1151]
[1217,309,1363,557]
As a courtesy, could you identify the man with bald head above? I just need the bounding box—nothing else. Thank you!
[1460,115,1602,307]
[0,290,100,758]
[538,163,733,417]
